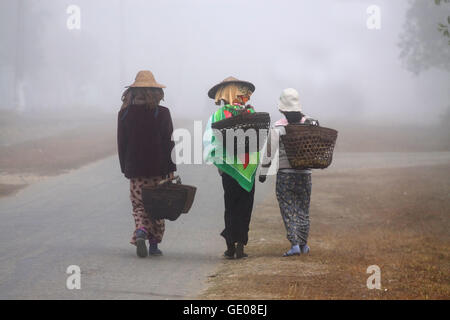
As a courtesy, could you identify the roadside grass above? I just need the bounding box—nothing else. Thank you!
[200,165,450,300]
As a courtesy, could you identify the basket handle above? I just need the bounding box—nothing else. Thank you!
[158,175,182,185]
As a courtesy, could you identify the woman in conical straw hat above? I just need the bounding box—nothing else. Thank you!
[259,88,319,257]
[118,70,177,258]
[203,76,259,259]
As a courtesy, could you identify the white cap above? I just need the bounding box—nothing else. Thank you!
[278,88,302,112]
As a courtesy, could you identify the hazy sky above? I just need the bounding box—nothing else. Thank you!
[0,0,449,124]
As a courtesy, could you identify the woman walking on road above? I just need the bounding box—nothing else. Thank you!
[259,88,319,257]
[203,77,260,259]
[117,70,177,258]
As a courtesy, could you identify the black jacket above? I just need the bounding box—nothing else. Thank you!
[117,104,176,178]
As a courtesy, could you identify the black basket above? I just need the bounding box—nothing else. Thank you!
[142,176,197,221]
[211,112,271,154]
[281,124,338,169]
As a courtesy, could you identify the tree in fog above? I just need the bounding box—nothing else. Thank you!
[9,0,51,111]
[435,0,450,41]
[399,0,450,74]
[14,0,26,111]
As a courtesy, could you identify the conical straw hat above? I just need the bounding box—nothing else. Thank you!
[208,76,255,99]
[126,70,166,88]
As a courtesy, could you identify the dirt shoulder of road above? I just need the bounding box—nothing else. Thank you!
[0,116,194,198]
[199,164,450,300]
[0,122,117,198]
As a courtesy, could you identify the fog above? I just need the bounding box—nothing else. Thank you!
[1,2,450,300]
[0,0,449,124]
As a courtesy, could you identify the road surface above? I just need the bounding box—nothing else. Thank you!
[0,156,273,299]
[0,152,449,299]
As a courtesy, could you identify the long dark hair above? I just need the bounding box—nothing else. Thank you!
[121,87,164,110]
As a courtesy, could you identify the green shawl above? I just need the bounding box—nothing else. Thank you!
[203,104,259,192]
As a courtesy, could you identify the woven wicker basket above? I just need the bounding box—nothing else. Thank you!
[211,112,271,153]
[142,176,197,221]
[281,124,338,169]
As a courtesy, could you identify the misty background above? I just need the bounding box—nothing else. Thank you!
[2,1,450,301]
[0,0,449,150]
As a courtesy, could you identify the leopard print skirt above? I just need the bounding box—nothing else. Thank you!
[129,176,165,245]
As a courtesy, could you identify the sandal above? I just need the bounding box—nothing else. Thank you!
[149,243,163,256]
[224,250,235,259]
[283,245,301,257]
[235,243,248,259]
[283,251,300,257]
[224,241,236,259]
[135,229,148,258]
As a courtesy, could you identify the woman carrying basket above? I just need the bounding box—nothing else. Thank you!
[203,77,260,259]
[259,88,319,257]
[117,70,177,258]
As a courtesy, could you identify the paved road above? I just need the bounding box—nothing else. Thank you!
[0,152,449,299]
[0,156,273,299]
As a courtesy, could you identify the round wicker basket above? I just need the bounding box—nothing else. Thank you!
[211,112,271,154]
[281,124,338,169]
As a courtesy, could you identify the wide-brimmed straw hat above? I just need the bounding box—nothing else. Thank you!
[126,70,166,88]
[278,88,302,112]
[208,76,255,99]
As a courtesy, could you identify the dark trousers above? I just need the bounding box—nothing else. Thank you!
[220,173,255,245]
